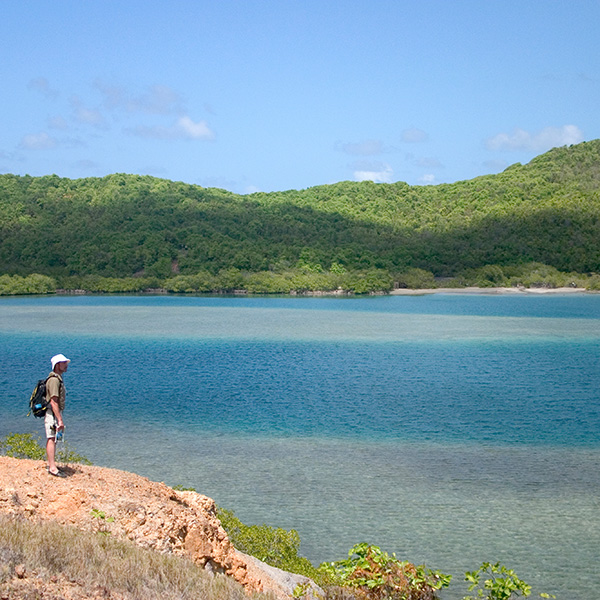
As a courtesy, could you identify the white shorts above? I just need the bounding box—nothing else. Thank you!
[44,411,58,439]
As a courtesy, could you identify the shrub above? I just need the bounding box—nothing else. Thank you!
[290,271,340,292]
[217,507,321,581]
[395,268,436,290]
[463,562,554,600]
[455,265,507,288]
[0,273,56,295]
[0,432,91,465]
[215,268,246,292]
[343,270,394,293]
[0,433,46,460]
[507,263,566,288]
[163,271,217,293]
[246,271,294,294]
[318,543,451,600]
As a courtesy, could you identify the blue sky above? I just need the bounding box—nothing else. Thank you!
[1,1,598,194]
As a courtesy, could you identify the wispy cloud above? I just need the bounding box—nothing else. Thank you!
[48,116,69,130]
[96,81,214,142]
[337,139,389,156]
[415,156,443,169]
[27,77,59,99]
[0,149,24,162]
[418,174,436,185]
[95,81,184,115]
[19,132,57,150]
[72,159,99,170]
[485,125,584,152]
[127,116,215,141]
[401,128,428,143]
[176,116,215,140]
[352,160,393,183]
[70,96,107,128]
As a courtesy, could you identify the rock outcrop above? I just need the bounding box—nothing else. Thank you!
[0,456,323,599]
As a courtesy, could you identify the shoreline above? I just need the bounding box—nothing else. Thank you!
[389,286,593,296]
[2,285,595,299]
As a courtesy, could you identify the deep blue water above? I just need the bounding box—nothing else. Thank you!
[1,294,599,599]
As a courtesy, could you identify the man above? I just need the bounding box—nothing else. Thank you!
[45,353,70,477]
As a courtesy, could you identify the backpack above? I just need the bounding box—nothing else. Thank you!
[28,374,61,418]
[28,378,50,417]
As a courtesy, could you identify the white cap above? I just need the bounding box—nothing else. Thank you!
[51,353,71,369]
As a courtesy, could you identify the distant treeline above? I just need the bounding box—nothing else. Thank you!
[1,263,600,296]
[1,140,600,294]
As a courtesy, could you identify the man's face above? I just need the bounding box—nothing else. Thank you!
[56,361,69,374]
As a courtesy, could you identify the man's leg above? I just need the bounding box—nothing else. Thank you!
[44,412,61,475]
[46,436,57,472]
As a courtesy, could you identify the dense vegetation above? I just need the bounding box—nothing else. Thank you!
[1,140,599,293]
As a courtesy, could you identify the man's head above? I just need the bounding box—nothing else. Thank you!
[51,353,71,374]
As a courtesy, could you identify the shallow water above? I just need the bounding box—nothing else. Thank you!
[1,294,598,599]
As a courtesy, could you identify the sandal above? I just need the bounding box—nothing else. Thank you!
[48,468,67,478]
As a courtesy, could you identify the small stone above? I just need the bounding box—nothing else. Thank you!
[14,564,26,578]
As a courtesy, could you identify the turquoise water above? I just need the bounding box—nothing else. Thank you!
[1,294,599,599]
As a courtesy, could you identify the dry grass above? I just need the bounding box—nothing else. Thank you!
[0,514,271,600]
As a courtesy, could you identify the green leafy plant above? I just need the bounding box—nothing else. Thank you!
[217,507,321,581]
[292,581,312,598]
[318,542,451,600]
[0,433,47,460]
[0,273,57,295]
[462,562,554,600]
[91,509,115,535]
[0,432,91,465]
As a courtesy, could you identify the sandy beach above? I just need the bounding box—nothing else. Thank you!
[390,286,592,295]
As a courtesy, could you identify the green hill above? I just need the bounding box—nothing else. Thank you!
[1,140,599,293]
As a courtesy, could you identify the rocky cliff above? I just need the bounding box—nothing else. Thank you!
[0,456,323,599]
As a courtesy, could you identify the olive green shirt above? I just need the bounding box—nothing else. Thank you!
[46,372,65,412]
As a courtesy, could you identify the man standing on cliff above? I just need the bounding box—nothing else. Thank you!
[45,353,70,477]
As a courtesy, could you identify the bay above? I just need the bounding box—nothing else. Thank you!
[0,294,598,599]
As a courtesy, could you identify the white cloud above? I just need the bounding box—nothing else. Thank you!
[127,115,215,141]
[19,132,57,150]
[401,128,428,143]
[176,116,215,140]
[418,174,436,185]
[485,125,584,152]
[353,161,393,183]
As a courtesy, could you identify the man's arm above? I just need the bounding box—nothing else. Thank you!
[49,395,64,430]
[47,376,64,430]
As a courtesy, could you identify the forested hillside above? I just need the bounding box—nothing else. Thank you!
[1,140,599,293]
